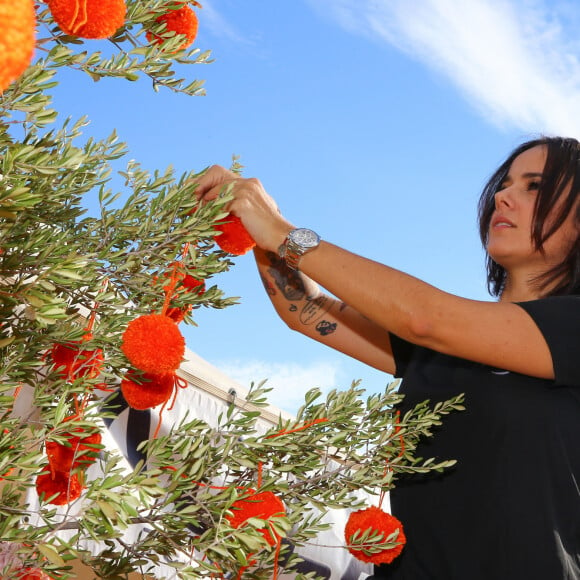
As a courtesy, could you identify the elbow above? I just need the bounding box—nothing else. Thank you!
[402,309,436,346]
[270,302,301,332]
[284,314,303,334]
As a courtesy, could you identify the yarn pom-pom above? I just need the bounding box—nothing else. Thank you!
[121,313,185,374]
[121,371,174,410]
[165,305,192,324]
[215,214,256,256]
[35,470,82,505]
[0,0,36,93]
[146,4,199,50]
[46,0,126,39]
[45,428,102,473]
[163,264,205,295]
[227,491,286,546]
[344,506,406,565]
[50,342,104,381]
[181,273,205,294]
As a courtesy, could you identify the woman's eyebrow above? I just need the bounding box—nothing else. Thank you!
[522,172,543,179]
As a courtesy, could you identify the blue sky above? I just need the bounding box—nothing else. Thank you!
[50,0,580,412]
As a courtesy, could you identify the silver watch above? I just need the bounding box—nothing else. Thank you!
[278,228,321,270]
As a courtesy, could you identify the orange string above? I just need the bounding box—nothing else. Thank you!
[161,243,190,316]
[71,0,89,35]
[266,417,328,439]
[378,411,404,509]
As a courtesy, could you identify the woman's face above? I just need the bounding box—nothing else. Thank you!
[487,145,577,277]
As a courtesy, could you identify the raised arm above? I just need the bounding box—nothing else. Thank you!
[195,166,554,381]
[254,248,396,374]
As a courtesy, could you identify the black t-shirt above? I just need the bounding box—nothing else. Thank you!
[374,296,580,580]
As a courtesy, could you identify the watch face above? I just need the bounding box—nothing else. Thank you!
[290,228,320,249]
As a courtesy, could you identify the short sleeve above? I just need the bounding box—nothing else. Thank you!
[388,333,416,378]
[516,295,580,387]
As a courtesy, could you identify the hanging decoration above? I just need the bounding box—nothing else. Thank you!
[50,340,104,381]
[35,469,83,505]
[0,0,36,93]
[45,0,127,39]
[121,313,185,375]
[227,490,286,547]
[120,370,175,411]
[215,214,256,255]
[344,411,407,565]
[162,261,206,323]
[344,506,406,565]
[146,2,201,50]
[224,418,328,579]
[119,246,191,435]
[36,416,102,506]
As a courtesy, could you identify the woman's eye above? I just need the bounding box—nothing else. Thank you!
[528,180,541,191]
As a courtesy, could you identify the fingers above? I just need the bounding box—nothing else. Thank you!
[193,165,238,201]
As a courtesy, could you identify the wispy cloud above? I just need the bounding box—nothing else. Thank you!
[214,358,344,414]
[198,1,249,45]
[307,0,580,137]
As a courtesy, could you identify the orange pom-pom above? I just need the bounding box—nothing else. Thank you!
[121,313,185,374]
[35,470,82,505]
[0,0,36,93]
[165,305,192,324]
[181,273,205,294]
[46,0,126,39]
[163,264,205,295]
[227,491,286,546]
[46,427,102,473]
[50,342,104,381]
[215,214,256,256]
[344,506,406,565]
[121,371,174,410]
[146,4,199,50]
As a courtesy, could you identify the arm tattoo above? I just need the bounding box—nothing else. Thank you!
[265,251,306,301]
[316,320,337,336]
[260,273,276,297]
[300,295,332,325]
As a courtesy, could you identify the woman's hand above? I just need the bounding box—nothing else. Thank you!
[193,165,295,253]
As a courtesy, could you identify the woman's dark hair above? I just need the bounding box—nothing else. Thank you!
[478,136,580,297]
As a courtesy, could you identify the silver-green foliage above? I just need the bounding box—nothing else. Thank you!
[0,2,464,578]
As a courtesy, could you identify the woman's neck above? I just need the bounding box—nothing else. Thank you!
[500,269,550,302]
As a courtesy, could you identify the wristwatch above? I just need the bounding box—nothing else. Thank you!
[278,228,321,270]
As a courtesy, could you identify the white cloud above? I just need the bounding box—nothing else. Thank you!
[307,0,580,137]
[198,1,249,45]
[214,358,343,414]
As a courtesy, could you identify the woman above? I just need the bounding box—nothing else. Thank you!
[194,136,580,579]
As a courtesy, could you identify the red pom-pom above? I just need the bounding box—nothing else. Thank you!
[46,0,126,39]
[227,491,286,546]
[121,371,174,410]
[215,214,256,255]
[45,428,102,473]
[50,342,104,381]
[344,506,406,565]
[146,4,199,50]
[163,264,205,295]
[165,305,192,324]
[0,0,36,93]
[181,273,205,294]
[121,313,185,374]
[35,470,82,505]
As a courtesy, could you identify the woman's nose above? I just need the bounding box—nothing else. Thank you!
[494,185,515,209]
